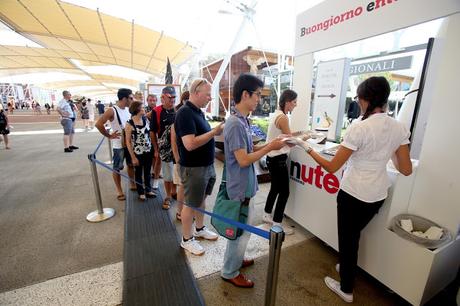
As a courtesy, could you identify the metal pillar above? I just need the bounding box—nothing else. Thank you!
[86,153,115,222]
[264,225,285,306]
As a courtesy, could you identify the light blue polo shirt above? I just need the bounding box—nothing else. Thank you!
[58,99,75,119]
[223,109,258,201]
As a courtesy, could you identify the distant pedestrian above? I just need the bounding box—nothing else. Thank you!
[44,102,51,115]
[0,107,11,149]
[80,100,90,129]
[96,100,105,115]
[87,98,95,129]
[57,91,79,153]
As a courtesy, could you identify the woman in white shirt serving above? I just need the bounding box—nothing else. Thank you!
[263,89,297,234]
[302,76,412,303]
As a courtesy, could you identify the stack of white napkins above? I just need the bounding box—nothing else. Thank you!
[400,219,444,240]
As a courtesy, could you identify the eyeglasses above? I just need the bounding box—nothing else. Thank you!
[250,91,262,97]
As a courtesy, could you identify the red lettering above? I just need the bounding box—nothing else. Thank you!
[292,162,340,194]
[323,173,340,194]
[301,165,314,184]
[314,166,324,189]
[354,6,363,16]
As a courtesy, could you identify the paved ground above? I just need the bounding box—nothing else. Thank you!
[0,117,124,293]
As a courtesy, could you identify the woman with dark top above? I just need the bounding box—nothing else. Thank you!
[125,101,156,201]
[263,89,298,235]
[300,76,412,303]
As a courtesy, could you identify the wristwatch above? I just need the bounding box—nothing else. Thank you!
[306,147,313,154]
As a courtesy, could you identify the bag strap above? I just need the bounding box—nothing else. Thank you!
[113,106,123,127]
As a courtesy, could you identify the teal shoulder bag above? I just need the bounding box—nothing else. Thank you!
[211,164,249,240]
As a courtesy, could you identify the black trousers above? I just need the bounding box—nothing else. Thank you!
[264,154,290,223]
[337,189,384,293]
[134,151,153,195]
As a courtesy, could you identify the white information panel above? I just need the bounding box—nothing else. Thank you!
[312,58,350,141]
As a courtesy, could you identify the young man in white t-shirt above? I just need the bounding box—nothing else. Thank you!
[95,88,136,201]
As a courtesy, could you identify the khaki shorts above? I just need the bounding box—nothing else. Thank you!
[173,164,182,185]
[180,165,216,208]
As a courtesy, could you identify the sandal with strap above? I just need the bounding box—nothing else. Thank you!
[117,194,126,201]
[162,198,171,210]
[176,212,182,221]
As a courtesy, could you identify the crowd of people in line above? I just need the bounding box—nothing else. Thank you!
[54,73,412,302]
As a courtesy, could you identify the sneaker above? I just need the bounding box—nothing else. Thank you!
[194,226,219,241]
[69,145,79,150]
[64,148,73,153]
[336,263,340,273]
[152,180,159,189]
[324,276,353,303]
[262,212,273,224]
[181,237,205,256]
[272,222,294,235]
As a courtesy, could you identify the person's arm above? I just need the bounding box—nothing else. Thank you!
[307,145,354,173]
[275,114,292,135]
[150,130,159,158]
[391,144,412,176]
[181,121,224,151]
[171,125,180,163]
[234,138,286,168]
[95,108,119,139]
[125,124,139,166]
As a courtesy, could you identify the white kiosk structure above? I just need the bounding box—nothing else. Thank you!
[286,1,460,305]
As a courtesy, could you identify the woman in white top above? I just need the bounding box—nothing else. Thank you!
[263,89,297,235]
[303,76,412,303]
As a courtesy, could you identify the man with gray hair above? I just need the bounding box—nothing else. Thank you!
[57,90,78,153]
[175,79,224,255]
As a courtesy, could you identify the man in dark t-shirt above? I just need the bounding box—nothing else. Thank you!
[174,79,224,256]
[150,86,176,208]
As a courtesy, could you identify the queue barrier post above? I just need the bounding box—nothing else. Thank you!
[86,153,115,222]
[264,225,285,306]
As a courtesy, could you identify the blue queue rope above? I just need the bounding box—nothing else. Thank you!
[91,156,270,240]
[92,136,106,155]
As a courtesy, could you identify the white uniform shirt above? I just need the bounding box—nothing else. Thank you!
[340,113,410,203]
[266,110,291,157]
[110,105,131,149]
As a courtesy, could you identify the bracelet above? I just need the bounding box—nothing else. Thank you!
[307,147,313,154]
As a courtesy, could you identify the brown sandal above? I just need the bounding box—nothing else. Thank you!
[162,198,171,210]
[117,194,126,201]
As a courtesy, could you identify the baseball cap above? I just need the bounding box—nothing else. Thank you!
[162,86,176,96]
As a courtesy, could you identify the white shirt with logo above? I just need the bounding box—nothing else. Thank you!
[340,113,410,203]
[110,105,131,149]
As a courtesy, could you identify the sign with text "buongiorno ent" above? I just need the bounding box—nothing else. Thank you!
[295,0,460,56]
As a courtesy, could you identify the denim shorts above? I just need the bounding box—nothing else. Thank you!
[180,165,216,208]
[61,119,74,135]
[113,148,132,171]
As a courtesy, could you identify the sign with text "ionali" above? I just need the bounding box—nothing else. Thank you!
[295,0,460,56]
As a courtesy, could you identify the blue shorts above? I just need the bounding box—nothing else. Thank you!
[113,148,133,171]
[61,119,74,135]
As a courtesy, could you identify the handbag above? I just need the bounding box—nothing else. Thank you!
[211,164,249,240]
[113,106,126,148]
